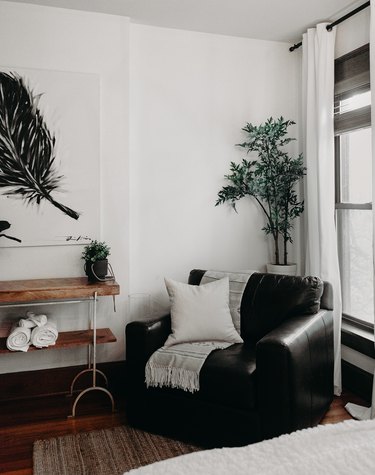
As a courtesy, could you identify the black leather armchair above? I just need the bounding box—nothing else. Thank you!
[125,270,334,447]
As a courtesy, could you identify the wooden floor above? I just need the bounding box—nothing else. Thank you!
[0,390,367,475]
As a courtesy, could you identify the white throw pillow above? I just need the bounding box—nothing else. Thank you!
[164,276,243,347]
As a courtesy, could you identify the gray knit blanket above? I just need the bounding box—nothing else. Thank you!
[145,270,253,393]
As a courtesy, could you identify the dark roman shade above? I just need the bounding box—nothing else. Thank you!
[334,44,370,135]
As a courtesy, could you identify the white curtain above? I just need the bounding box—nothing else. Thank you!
[346,0,375,420]
[302,23,342,395]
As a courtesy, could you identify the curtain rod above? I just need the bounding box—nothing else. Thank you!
[289,1,370,52]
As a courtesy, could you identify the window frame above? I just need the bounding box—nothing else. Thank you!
[334,43,373,331]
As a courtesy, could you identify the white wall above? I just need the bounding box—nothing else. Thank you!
[0,3,302,373]
[335,8,370,58]
[129,24,301,313]
[0,1,129,373]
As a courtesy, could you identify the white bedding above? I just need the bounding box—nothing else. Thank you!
[126,419,375,474]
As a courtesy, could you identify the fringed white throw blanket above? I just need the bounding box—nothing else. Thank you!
[200,270,253,333]
[145,270,254,393]
[145,341,232,393]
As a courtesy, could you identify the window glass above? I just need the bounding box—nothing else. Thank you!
[339,128,372,204]
[337,209,373,324]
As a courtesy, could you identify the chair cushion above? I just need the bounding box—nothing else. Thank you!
[241,273,324,343]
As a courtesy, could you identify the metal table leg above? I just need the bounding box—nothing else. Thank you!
[69,291,115,417]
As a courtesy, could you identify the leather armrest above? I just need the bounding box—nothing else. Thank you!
[126,314,171,365]
[126,314,172,391]
[256,309,333,439]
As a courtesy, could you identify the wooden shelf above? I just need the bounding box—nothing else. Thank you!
[0,277,120,304]
[0,327,117,354]
[0,277,120,415]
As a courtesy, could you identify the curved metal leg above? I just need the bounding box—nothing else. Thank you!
[68,291,115,418]
[69,386,115,418]
[69,368,109,396]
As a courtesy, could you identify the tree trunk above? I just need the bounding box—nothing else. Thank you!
[274,234,280,265]
[283,197,290,265]
[283,236,288,265]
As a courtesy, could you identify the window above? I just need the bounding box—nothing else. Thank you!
[334,44,373,328]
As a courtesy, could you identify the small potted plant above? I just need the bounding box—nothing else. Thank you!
[82,240,111,282]
[216,117,305,275]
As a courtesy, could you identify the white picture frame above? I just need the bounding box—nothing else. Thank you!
[0,67,100,247]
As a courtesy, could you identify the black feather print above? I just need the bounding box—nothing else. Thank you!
[0,72,79,220]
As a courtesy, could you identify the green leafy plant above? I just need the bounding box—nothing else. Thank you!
[0,72,79,220]
[81,240,110,263]
[216,117,305,266]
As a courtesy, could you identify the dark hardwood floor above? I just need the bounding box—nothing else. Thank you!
[0,391,127,475]
[320,390,367,425]
[0,389,367,475]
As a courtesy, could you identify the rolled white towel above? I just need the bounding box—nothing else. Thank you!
[19,312,48,328]
[31,322,58,348]
[6,325,31,352]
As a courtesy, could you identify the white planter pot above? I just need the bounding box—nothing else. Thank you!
[266,263,297,276]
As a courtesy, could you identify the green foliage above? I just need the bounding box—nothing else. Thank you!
[81,240,110,263]
[216,117,305,265]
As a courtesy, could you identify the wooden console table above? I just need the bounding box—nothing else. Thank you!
[0,277,120,417]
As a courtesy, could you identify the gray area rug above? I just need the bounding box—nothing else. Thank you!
[33,425,201,475]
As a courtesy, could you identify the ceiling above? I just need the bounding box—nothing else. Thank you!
[3,0,364,43]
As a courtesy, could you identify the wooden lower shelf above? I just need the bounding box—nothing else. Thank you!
[0,328,116,354]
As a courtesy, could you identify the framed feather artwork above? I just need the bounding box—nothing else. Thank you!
[0,67,100,247]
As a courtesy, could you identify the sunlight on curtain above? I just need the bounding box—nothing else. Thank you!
[302,23,342,395]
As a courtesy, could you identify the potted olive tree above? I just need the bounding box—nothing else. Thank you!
[216,117,305,275]
[82,240,111,282]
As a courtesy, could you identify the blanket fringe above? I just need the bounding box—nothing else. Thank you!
[145,364,200,393]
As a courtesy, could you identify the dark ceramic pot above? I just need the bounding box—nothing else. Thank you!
[85,259,108,282]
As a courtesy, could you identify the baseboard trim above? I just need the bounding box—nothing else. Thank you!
[342,360,373,404]
[1,361,126,402]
